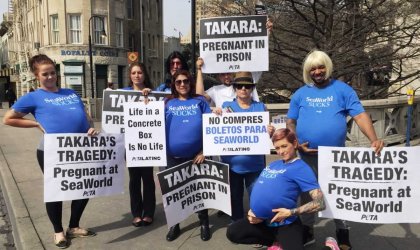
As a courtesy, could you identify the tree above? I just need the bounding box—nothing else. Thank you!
[204,0,420,101]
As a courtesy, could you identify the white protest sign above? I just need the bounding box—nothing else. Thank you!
[123,101,167,167]
[157,160,231,228]
[199,15,269,73]
[44,134,125,202]
[101,89,168,134]
[271,114,287,130]
[203,112,271,156]
[319,146,420,223]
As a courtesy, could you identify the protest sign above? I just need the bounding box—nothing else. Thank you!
[203,112,271,156]
[157,159,230,227]
[199,15,269,73]
[101,89,168,133]
[319,146,420,223]
[44,134,125,202]
[271,114,287,130]
[123,101,167,167]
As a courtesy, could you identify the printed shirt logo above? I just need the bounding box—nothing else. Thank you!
[259,166,287,180]
[168,103,199,117]
[44,93,80,106]
[306,96,333,108]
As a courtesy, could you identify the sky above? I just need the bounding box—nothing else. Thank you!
[0,0,8,23]
[163,0,192,37]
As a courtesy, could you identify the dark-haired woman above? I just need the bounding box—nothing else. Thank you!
[164,70,211,241]
[226,128,325,250]
[155,51,189,92]
[3,54,98,249]
[121,63,156,227]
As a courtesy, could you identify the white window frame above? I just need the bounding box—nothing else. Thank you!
[51,15,59,44]
[116,19,124,47]
[93,17,107,45]
[68,14,82,44]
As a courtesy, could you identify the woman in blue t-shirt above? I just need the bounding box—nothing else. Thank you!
[121,63,156,228]
[226,128,325,250]
[3,54,98,248]
[214,71,274,222]
[164,70,212,242]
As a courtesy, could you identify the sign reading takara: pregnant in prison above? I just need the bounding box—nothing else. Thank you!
[157,160,230,227]
[199,15,268,73]
[318,146,420,223]
[44,134,125,202]
[203,112,271,156]
[102,89,168,133]
[123,101,167,167]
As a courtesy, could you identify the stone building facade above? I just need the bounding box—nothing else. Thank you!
[5,0,163,100]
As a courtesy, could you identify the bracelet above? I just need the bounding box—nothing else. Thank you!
[290,208,297,216]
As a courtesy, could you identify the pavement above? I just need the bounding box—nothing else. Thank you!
[0,106,420,249]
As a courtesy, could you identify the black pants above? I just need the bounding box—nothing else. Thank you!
[226,218,304,250]
[37,150,89,233]
[166,155,209,225]
[128,167,156,218]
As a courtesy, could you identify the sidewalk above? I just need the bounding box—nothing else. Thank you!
[0,107,419,249]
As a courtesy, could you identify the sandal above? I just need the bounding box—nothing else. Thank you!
[66,227,96,238]
[54,234,68,249]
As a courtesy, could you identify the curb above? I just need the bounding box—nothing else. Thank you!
[0,146,44,250]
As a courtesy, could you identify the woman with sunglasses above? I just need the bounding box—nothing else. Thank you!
[164,70,212,242]
[214,72,274,223]
[155,51,189,93]
[121,63,156,228]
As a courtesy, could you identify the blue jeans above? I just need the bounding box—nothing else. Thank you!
[230,170,261,221]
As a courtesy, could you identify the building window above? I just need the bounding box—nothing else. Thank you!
[69,14,81,44]
[93,17,107,45]
[116,19,123,47]
[51,15,59,44]
[126,0,134,19]
[128,34,135,51]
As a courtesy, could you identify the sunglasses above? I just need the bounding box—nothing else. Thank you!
[175,79,190,85]
[234,84,254,90]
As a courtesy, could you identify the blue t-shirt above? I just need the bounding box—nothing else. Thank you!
[165,96,210,158]
[250,159,319,226]
[221,99,266,173]
[121,86,133,90]
[287,79,364,149]
[12,89,90,133]
[155,83,171,93]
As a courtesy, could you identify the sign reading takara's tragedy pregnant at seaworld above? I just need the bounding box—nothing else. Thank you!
[157,160,231,228]
[123,101,167,167]
[318,146,420,223]
[101,89,168,134]
[43,134,125,202]
[202,112,271,156]
[199,15,269,73]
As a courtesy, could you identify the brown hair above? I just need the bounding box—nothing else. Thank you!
[165,70,200,102]
[128,62,152,88]
[28,54,55,75]
[271,128,298,144]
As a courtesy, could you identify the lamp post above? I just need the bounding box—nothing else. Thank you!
[88,15,107,99]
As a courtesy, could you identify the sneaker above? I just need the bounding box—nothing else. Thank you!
[303,225,315,246]
[325,237,340,250]
[267,241,283,250]
[336,229,352,250]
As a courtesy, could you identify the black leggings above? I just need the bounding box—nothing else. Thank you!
[128,167,156,218]
[226,218,304,250]
[37,150,89,233]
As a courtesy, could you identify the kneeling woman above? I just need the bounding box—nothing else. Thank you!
[226,128,325,250]
[164,70,212,241]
